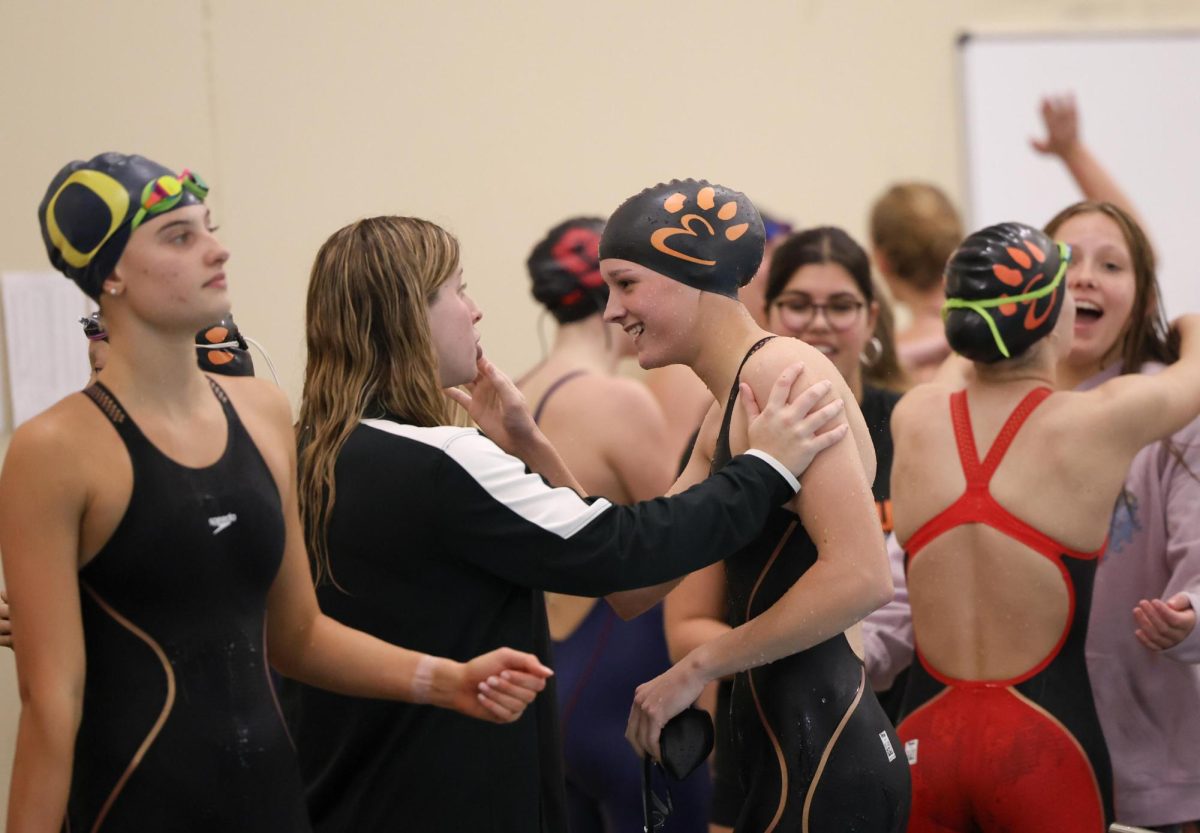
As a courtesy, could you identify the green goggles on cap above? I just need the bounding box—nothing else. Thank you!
[129,169,208,232]
[942,241,1071,359]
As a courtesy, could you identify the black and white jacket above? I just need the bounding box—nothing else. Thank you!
[282,419,799,833]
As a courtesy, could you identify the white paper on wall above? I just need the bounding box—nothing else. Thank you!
[0,271,94,429]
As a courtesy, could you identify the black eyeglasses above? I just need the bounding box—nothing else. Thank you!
[772,295,865,332]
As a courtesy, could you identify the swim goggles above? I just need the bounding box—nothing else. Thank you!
[129,169,208,232]
[941,241,1070,359]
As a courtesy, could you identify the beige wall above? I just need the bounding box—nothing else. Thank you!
[1,0,1198,818]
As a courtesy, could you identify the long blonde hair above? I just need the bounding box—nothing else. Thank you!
[297,216,460,584]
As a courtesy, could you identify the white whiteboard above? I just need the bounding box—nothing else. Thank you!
[959,31,1200,318]
[0,272,94,430]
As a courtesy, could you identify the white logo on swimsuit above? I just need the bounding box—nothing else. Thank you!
[208,513,238,535]
[879,731,897,762]
[904,738,918,765]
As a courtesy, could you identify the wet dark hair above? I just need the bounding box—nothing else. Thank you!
[1044,201,1177,372]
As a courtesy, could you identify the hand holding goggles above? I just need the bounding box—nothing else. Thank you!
[942,241,1070,359]
[129,170,208,231]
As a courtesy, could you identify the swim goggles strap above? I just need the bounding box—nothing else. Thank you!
[941,241,1070,359]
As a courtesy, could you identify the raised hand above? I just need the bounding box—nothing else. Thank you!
[445,357,541,455]
[743,362,848,478]
[1031,93,1080,158]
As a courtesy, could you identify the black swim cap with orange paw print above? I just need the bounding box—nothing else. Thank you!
[600,179,765,299]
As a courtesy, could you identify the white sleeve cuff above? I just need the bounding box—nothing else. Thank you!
[744,449,801,494]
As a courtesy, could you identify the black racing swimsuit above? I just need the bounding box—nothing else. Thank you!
[68,381,309,832]
[710,338,910,833]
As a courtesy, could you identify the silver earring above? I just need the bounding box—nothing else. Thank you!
[860,336,883,368]
[107,287,118,296]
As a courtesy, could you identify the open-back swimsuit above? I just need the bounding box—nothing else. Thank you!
[897,387,1113,832]
[711,337,910,832]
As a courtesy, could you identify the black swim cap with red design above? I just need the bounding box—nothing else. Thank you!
[528,217,607,323]
[600,179,765,300]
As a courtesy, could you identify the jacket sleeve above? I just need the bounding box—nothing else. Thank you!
[1160,420,1200,664]
[433,430,798,595]
[862,532,914,690]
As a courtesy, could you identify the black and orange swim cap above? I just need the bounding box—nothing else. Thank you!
[528,217,607,323]
[196,315,255,377]
[39,153,206,299]
[599,179,765,300]
[943,222,1069,363]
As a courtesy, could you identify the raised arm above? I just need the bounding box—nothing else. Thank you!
[1093,314,1200,454]
[0,415,89,833]
[244,381,551,723]
[1032,93,1146,229]
[626,345,893,757]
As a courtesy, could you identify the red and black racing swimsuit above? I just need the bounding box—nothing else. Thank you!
[897,387,1113,832]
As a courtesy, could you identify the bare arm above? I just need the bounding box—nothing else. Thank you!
[627,347,892,757]
[660,406,731,657]
[252,382,551,722]
[602,387,697,619]
[608,369,848,620]
[603,380,677,504]
[0,418,88,833]
[1093,314,1200,453]
[1033,93,1146,228]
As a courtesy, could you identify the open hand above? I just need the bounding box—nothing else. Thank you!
[626,659,706,761]
[1133,594,1196,652]
[445,357,540,455]
[743,362,848,478]
[1031,93,1080,158]
[458,647,553,723]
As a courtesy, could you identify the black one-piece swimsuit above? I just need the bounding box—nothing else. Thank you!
[67,380,310,832]
[710,338,911,833]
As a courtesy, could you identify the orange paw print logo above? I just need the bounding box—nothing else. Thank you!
[650,186,750,266]
[201,325,237,365]
[991,239,1057,331]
